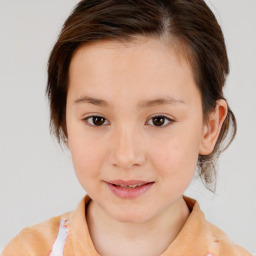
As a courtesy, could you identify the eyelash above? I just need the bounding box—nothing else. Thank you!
[82,114,175,128]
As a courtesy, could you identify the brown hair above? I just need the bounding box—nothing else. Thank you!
[46,0,237,192]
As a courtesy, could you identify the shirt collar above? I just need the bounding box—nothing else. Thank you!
[69,194,215,256]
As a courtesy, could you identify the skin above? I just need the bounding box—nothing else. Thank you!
[66,37,228,256]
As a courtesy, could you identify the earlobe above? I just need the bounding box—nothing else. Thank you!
[199,99,228,156]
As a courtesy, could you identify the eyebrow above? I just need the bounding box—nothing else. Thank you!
[74,96,186,108]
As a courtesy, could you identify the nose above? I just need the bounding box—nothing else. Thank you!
[110,125,146,170]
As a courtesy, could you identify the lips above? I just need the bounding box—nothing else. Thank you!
[107,180,153,186]
[105,180,155,199]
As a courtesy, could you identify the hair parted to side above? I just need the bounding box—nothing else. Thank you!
[46,0,237,192]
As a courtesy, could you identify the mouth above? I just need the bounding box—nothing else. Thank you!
[105,180,155,199]
[106,179,154,187]
[112,184,147,188]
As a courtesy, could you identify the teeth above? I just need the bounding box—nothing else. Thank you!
[128,184,139,188]
[118,184,142,188]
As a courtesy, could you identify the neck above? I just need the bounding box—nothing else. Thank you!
[86,197,190,256]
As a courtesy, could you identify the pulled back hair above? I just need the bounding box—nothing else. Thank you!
[46,0,237,192]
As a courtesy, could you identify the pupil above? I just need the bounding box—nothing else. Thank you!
[93,116,105,126]
[153,116,164,126]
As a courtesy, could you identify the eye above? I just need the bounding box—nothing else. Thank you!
[83,115,109,127]
[147,115,174,127]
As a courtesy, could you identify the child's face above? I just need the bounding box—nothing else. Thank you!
[66,37,206,222]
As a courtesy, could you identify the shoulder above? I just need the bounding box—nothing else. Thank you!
[182,196,253,256]
[1,211,71,256]
[206,219,253,256]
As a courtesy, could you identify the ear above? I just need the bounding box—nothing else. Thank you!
[199,99,228,156]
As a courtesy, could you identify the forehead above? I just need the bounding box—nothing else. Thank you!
[68,37,200,106]
[70,36,191,69]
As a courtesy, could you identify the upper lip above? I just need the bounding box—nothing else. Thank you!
[106,180,154,186]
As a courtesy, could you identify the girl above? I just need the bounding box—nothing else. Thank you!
[2,0,253,255]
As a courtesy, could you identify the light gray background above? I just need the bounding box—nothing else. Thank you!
[0,0,255,254]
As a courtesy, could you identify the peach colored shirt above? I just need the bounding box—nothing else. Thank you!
[2,195,252,256]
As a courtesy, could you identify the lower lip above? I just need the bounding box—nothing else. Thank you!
[106,182,155,199]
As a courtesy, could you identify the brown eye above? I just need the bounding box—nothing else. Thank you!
[92,116,105,126]
[84,115,109,127]
[148,115,173,127]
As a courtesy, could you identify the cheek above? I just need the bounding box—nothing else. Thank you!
[150,137,198,198]
[150,128,200,179]
[68,137,105,182]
